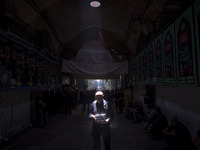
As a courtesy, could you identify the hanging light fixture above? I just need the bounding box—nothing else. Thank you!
[90,1,101,8]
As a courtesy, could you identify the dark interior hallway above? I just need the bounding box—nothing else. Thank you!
[2,105,167,150]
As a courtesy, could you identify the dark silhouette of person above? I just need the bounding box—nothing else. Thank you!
[192,129,200,149]
[35,90,45,127]
[163,116,196,150]
[114,89,124,113]
[141,85,154,109]
[144,106,168,138]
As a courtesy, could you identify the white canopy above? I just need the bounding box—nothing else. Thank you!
[62,40,128,79]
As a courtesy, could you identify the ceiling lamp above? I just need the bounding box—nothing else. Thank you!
[90,1,101,7]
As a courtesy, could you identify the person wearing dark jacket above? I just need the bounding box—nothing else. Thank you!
[192,129,200,149]
[89,91,114,150]
[144,106,168,138]
[163,116,196,150]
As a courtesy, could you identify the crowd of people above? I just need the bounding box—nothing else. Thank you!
[125,102,200,150]
[31,85,200,150]
[124,84,200,150]
[86,88,200,150]
[31,84,79,128]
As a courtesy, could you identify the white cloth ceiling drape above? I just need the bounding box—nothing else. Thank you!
[62,40,128,79]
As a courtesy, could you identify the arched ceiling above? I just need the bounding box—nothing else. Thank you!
[0,0,194,62]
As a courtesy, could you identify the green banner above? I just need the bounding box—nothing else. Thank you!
[133,57,138,82]
[137,54,142,82]
[163,24,177,85]
[154,34,164,85]
[128,59,134,76]
[148,42,155,84]
[194,0,200,86]
[175,6,197,85]
[0,32,60,89]
[141,47,148,82]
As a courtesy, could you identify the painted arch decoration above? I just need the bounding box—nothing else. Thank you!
[175,6,197,85]
[142,47,148,83]
[148,42,155,84]
[0,32,60,89]
[154,34,164,85]
[163,24,177,85]
[194,0,200,86]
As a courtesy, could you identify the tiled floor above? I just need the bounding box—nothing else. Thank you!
[2,105,167,150]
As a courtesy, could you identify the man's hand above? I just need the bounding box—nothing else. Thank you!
[99,119,109,124]
[93,115,97,121]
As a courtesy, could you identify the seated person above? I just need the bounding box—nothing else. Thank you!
[132,101,144,123]
[163,116,196,150]
[192,129,200,149]
[144,106,168,138]
[143,105,152,124]
[125,102,134,119]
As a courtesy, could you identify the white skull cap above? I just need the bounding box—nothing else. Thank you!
[95,91,104,96]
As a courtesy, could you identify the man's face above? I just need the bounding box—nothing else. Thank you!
[170,117,177,125]
[96,95,103,103]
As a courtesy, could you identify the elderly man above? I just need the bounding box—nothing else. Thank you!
[89,91,114,150]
